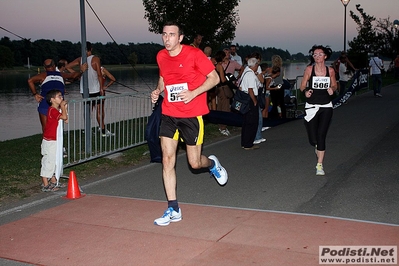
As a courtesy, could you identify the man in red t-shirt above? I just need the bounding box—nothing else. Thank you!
[150,21,228,226]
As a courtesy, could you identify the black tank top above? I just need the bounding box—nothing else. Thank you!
[307,66,331,105]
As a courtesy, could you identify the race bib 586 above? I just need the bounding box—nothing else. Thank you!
[312,77,330,90]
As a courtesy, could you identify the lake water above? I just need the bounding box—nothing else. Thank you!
[0,63,309,141]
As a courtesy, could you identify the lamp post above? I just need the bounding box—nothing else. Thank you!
[341,0,350,52]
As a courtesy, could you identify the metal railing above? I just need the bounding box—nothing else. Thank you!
[63,92,153,167]
[294,75,305,106]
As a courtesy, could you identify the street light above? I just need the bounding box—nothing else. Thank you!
[341,0,350,52]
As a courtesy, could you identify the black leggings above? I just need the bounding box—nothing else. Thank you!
[304,107,333,151]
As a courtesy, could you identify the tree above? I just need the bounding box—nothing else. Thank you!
[375,17,399,59]
[348,4,377,54]
[128,52,138,66]
[142,0,240,50]
[0,45,14,68]
[348,4,399,67]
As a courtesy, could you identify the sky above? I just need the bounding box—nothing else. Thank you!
[1,0,398,55]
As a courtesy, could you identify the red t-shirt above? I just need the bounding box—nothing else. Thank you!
[157,45,215,118]
[43,107,61,141]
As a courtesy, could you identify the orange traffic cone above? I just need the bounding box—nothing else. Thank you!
[64,170,85,199]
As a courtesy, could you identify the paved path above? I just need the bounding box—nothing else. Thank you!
[0,84,398,265]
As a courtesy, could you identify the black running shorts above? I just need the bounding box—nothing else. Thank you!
[159,115,204,145]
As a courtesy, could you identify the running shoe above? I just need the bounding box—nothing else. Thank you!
[154,207,182,226]
[219,129,230,136]
[316,163,325,176]
[253,138,266,144]
[261,127,271,131]
[99,128,115,137]
[243,145,260,150]
[208,155,228,185]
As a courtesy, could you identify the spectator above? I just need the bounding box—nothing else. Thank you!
[239,57,261,150]
[262,66,281,119]
[28,59,86,132]
[271,55,284,85]
[57,59,71,91]
[99,66,116,136]
[333,51,356,91]
[214,50,232,120]
[67,42,114,136]
[40,89,68,192]
[250,53,266,145]
[369,52,384,97]
[204,46,217,110]
[223,48,244,80]
[230,44,243,77]
[270,55,285,118]
[216,49,243,136]
[190,33,203,49]
[338,55,350,97]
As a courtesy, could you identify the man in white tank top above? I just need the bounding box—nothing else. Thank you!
[66,42,114,136]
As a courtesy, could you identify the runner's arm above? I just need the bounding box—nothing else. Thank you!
[151,77,164,103]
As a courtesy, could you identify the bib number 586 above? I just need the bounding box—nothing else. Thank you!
[313,82,329,89]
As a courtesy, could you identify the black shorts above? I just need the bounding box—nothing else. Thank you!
[159,115,204,145]
[82,92,101,105]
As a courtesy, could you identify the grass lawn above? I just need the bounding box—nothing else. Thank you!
[0,122,240,204]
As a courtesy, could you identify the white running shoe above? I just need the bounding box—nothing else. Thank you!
[261,127,271,132]
[99,128,115,137]
[219,129,230,136]
[208,155,228,185]
[316,163,325,176]
[253,138,266,144]
[154,207,182,226]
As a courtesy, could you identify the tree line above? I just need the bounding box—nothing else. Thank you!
[1,1,397,69]
[0,37,164,68]
[0,36,309,69]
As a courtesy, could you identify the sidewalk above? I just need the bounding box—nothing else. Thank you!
[0,84,398,265]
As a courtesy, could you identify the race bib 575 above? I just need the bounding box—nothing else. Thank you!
[166,83,188,102]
